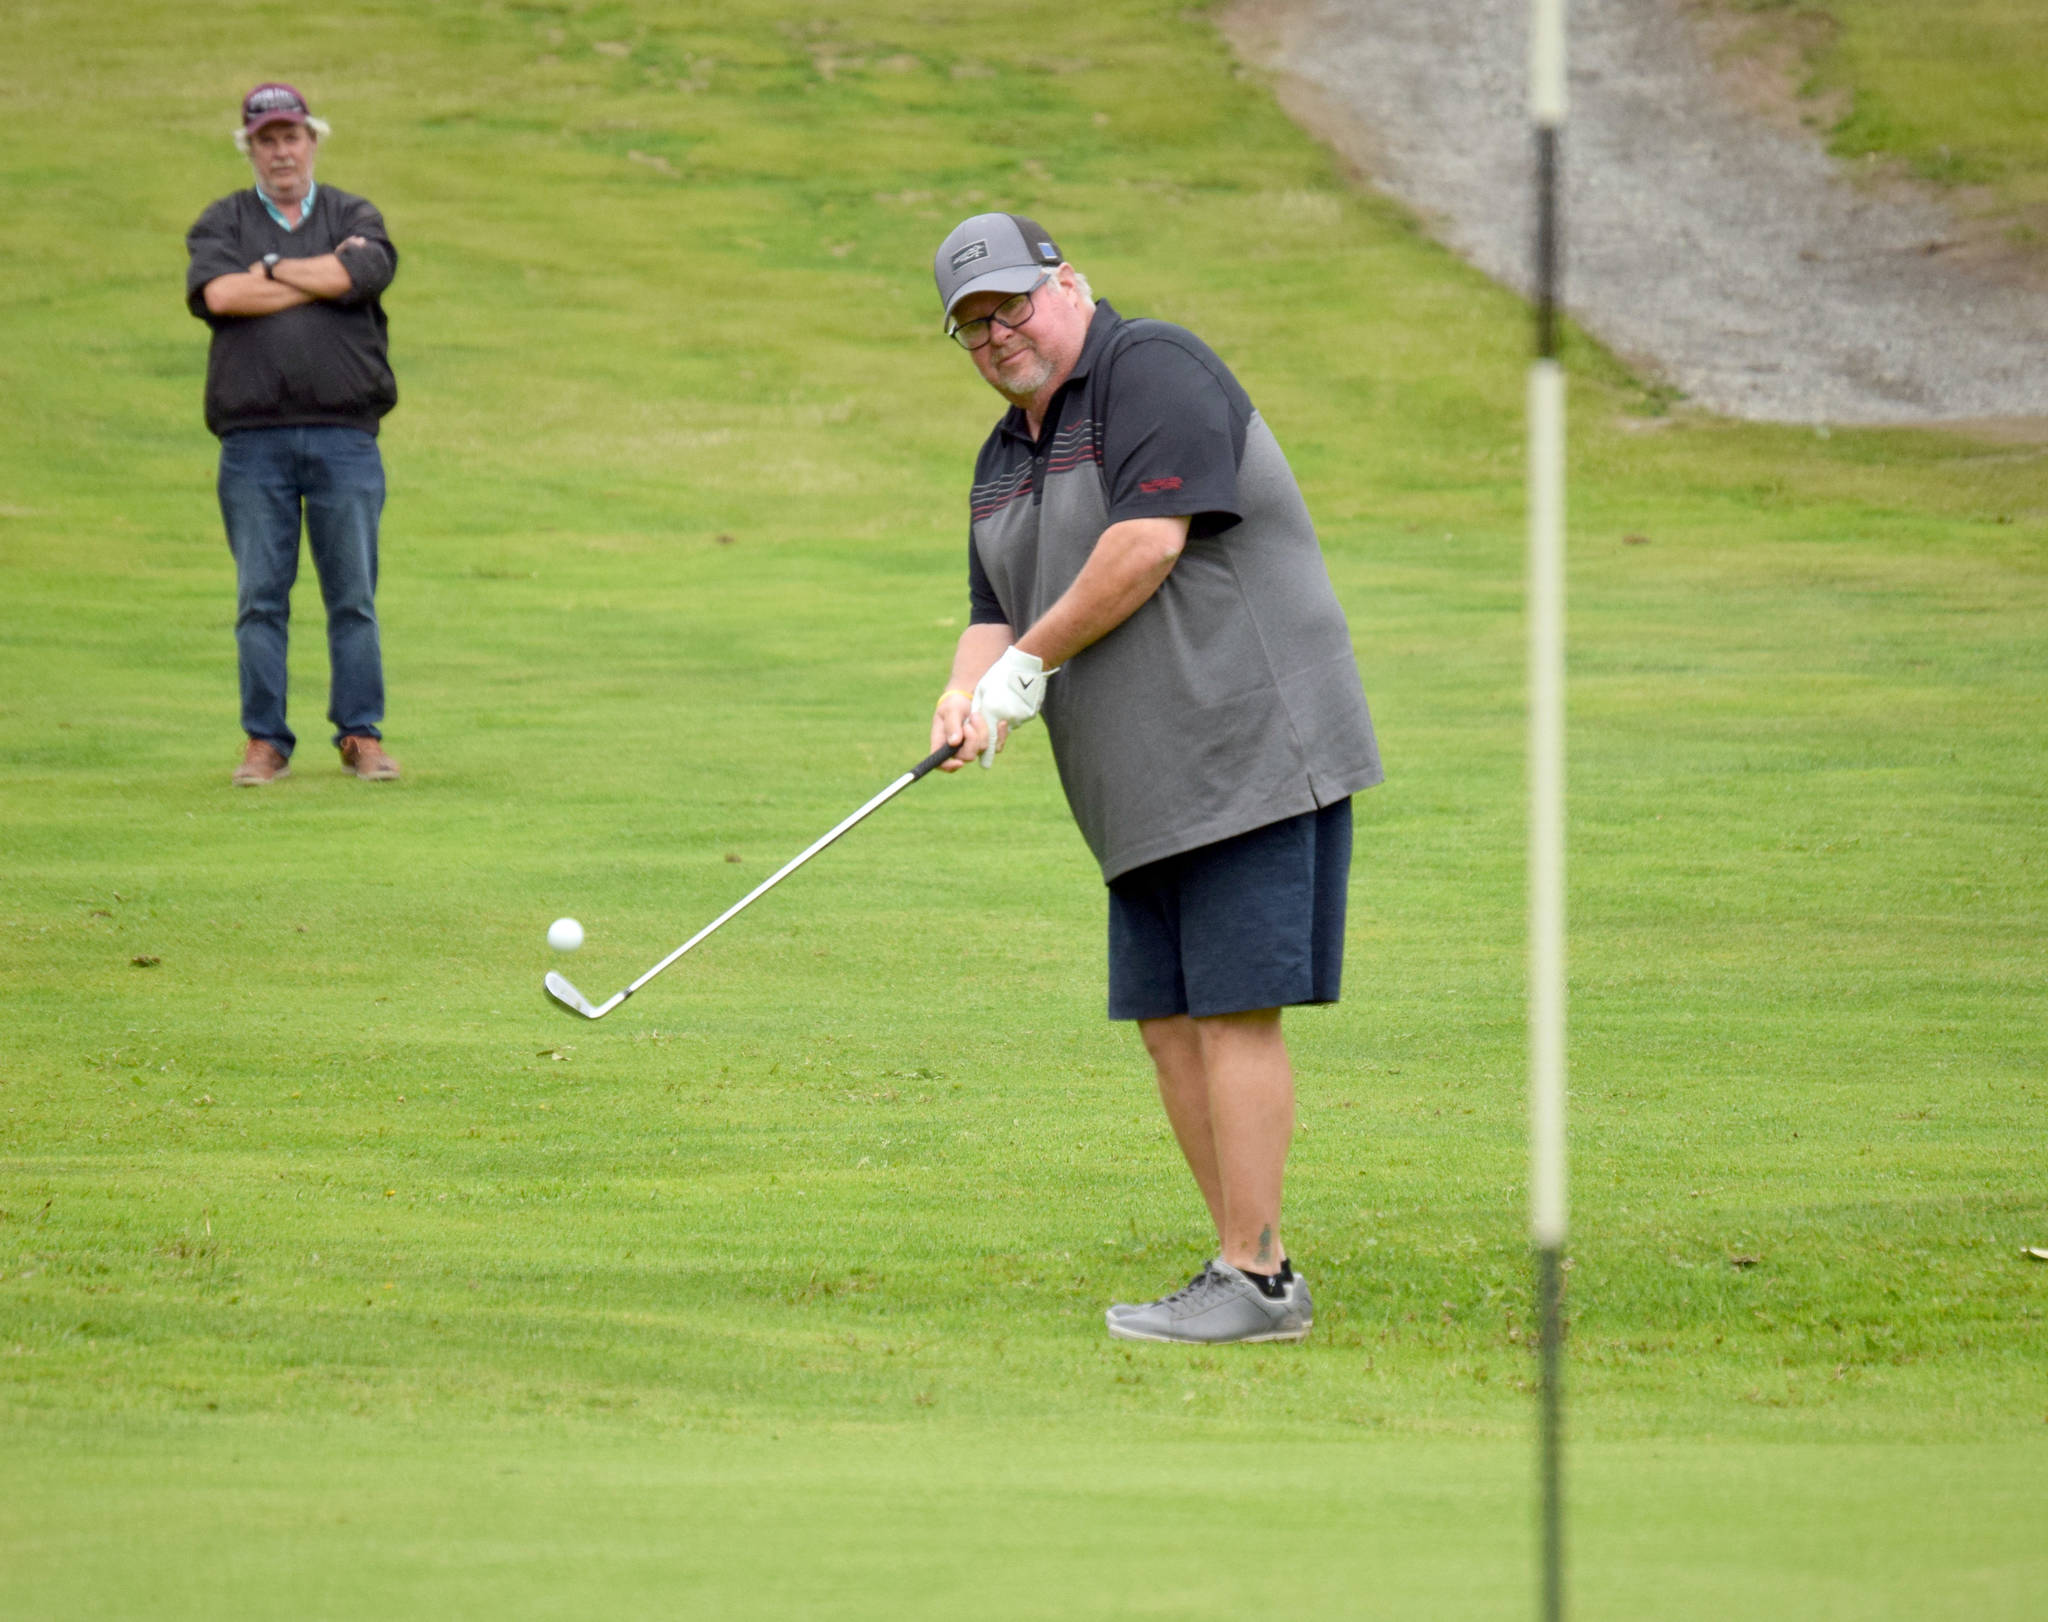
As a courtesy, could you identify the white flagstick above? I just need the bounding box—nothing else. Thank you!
[1529,2,1569,1619]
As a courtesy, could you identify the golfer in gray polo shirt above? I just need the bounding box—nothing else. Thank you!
[925,214,1383,1344]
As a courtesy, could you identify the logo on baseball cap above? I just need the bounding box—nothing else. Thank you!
[933,213,1063,317]
[241,83,312,133]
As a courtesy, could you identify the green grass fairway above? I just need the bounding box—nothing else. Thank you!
[4,2,2046,1617]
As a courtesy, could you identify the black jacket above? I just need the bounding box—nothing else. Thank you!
[185,185,399,436]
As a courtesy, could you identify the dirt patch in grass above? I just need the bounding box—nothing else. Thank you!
[1221,0,2048,428]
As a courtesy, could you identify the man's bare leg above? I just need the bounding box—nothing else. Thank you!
[1140,1015,1225,1240]
[1138,1008,1294,1273]
[1198,1009,1294,1272]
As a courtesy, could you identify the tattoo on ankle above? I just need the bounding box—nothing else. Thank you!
[1256,1225,1275,1268]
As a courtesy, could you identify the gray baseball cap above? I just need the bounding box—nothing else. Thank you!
[933,213,1064,318]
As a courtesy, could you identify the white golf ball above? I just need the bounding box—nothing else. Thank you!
[547,917,584,952]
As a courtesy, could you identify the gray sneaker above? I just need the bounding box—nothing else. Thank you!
[1107,1265,1207,1321]
[1109,1264,1307,1319]
[1105,1260,1313,1344]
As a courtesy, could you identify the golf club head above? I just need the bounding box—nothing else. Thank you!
[544,971,626,1020]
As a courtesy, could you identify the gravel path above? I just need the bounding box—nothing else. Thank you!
[1224,0,2048,427]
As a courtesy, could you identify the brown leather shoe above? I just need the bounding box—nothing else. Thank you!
[232,738,290,786]
[338,735,401,780]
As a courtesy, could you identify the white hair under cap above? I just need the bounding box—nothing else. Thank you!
[234,115,330,155]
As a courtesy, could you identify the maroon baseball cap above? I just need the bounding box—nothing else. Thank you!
[240,83,311,133]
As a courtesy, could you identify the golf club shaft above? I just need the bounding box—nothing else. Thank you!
[620,740,959,1000]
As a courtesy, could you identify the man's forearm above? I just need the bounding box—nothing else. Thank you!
[930,620,1015,769]
[270,253,355,299]
[203,273,315,316]
[947,622,1015,693]
[1014,515,1189,669]
[200,249,358,317]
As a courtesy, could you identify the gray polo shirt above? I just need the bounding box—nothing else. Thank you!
[966,302,1382,880]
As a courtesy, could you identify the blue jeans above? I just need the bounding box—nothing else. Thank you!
[217,425,386,755]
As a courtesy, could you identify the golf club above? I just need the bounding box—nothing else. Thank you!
[545,739,960,1020]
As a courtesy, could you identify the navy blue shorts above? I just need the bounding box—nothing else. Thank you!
[1106,799,1352,1022]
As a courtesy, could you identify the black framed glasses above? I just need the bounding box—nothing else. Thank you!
[946,273,1053,351]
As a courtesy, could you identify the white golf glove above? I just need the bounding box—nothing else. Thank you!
[970,645,1054,768]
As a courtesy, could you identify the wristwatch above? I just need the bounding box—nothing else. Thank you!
[262,253,280,280]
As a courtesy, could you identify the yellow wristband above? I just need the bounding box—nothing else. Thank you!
[935,689,973,712]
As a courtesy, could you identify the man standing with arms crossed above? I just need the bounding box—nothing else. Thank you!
[927,215,1383,1344]
[186,84,402,786]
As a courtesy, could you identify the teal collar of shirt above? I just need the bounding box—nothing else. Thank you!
[256,180,318,231]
